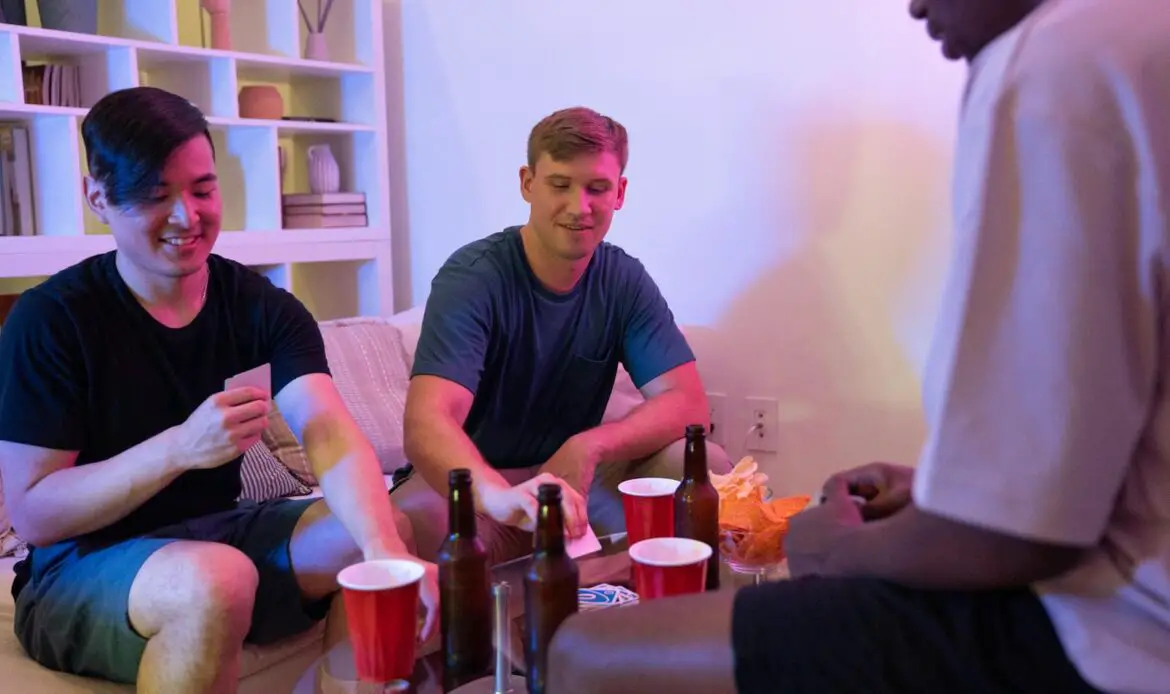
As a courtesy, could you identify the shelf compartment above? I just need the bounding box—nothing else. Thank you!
[15,31,138,109]
[208,123,280,233]
[293,0,376,67]
[137,47,236,119]
[5,2,176,44]
[247,262,292,291]
[236,65,375,127]
[290,258,386,319]
[277,130,379,229]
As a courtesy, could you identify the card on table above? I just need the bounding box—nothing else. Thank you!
[578,583,639,611]
[566,524,602,559]
[224,363,272,397]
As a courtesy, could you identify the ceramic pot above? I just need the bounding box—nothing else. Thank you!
[307,144,340,194]
[37,0,98,34]
[238,85,283,120]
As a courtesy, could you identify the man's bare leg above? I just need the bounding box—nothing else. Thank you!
[128,541,260,694]
[289,499,419,650]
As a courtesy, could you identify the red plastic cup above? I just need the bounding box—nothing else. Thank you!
[337,559,425,683]
[629,537,713,601]
[618,477,679,546]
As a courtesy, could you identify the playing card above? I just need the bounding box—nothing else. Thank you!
[566,524,602,559]
[578,584,638,610]
[224,363,272,397]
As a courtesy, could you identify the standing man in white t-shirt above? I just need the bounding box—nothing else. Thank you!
[545,1,1170,692]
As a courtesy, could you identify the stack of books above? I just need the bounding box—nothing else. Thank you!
[281,192,368,228]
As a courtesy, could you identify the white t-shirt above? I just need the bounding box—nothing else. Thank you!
[912,1,1170,692]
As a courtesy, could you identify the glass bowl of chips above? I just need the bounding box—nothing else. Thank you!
[712,457,810,583]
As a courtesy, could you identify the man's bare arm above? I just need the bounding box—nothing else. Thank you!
[0,434,185,547]
[276,373,412,558]
[548,588,738,694]
[403,374,511,507]
[574,362,709,465]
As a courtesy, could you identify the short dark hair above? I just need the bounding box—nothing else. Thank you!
[527,106,629,173]
[82,86,214,208]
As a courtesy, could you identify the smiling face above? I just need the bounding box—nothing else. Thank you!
[909,0,1043,61]
[85,134,221,279]
[520,150,627,262]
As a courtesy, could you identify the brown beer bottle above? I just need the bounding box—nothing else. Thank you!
[437,469,493,690]
[523,484,580,694]
[673,424,721,590]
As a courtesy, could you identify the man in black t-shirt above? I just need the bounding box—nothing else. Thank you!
[0,87,438,691]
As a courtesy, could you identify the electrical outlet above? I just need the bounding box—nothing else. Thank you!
[744,396,780,453]
[706,392,727,446]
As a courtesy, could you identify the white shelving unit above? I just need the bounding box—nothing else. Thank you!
[0,0,393,320]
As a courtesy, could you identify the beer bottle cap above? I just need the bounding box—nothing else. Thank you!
[686,423,706,437]
[448,468,472,486]
[537,483,562,503]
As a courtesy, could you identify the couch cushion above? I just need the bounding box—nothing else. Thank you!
[318,317,411,475]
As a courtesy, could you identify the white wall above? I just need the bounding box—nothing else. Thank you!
[384,0,968,496]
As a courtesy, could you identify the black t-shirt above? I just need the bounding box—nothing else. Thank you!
[0,251,330,546]
[411,227,695,470]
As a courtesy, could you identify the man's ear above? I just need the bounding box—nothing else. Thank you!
[82,176,109,224]
[519,165,534,203]
[613,176,628,211]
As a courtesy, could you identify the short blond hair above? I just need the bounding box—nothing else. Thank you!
[527,106,629,173]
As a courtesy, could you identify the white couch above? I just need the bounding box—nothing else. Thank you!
[0,308,718,691]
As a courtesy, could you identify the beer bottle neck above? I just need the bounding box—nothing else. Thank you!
[684,437,708,482]
[534,501,566,555]
[448,481,477,538]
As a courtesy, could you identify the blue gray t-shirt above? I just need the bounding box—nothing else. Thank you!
[412,226,695,470]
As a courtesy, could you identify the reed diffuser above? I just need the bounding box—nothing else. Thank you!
[298,0,336,61]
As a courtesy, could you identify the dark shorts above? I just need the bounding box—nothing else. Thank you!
[732,576,1101,694]
[12,498,326,684]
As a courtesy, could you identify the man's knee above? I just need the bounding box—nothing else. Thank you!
[632,438,734,480]
[391,503,417,555]
[391,472,448,561]
[128,541,258,639]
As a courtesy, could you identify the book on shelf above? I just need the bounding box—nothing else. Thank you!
[283,213,369,228]
[281,192,368,228]
[281,192,366,206]
[0,123,35,236]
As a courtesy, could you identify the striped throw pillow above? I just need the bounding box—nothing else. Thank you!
[239,441,312,502]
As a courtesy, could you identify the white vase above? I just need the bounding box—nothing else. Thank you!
[307,144,340,194]
[305,31,328,61]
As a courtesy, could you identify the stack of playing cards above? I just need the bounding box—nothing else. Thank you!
[578,584,638,611]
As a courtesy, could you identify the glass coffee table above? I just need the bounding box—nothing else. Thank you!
[293,533,634,694]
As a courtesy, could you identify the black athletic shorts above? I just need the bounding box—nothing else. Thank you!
[732,575,1101,694]
[11,498,326,684]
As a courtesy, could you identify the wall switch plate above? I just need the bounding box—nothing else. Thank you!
[706,392,727,446]
[744,396,780,453]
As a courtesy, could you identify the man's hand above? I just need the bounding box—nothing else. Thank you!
[364,545,440,644]
[480,473,589,539]
[538,435,601,497]
[787,476,864,578]
[172,387,270,471]
[822,462,914,521]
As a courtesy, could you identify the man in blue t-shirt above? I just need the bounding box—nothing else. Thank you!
[397,106,729,563]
